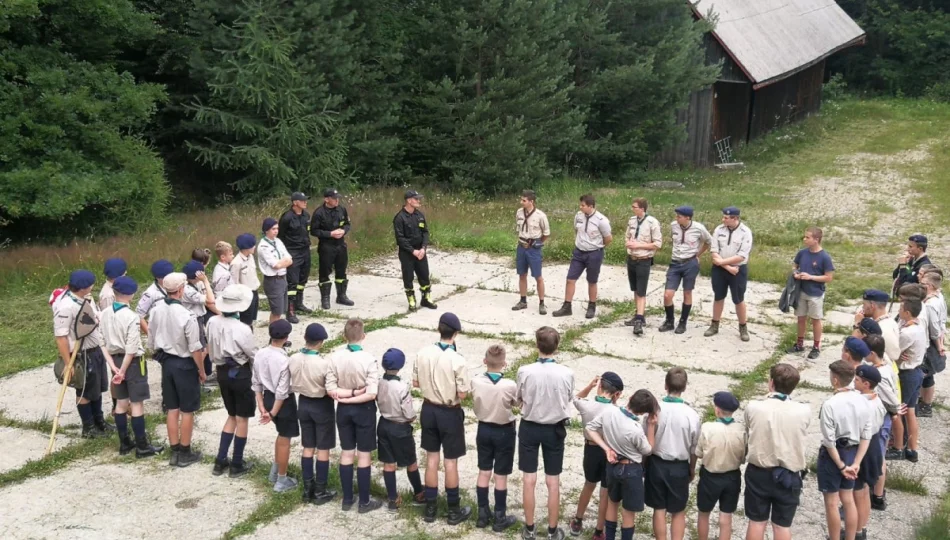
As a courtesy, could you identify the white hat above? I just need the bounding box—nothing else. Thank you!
[217,284,254,313]
[162,272,187,293]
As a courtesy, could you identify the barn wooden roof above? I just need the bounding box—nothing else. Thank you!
[691,0,866,89]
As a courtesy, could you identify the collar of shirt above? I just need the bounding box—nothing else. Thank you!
[437,342,457,352]
[620,407,640,422]
[347,344,363,352]
[164,298,181,306]
[486,372,504,384]
[113,302,129,312]
[663,396,684,403]
[716,417,735,424]
[153,280,168,297]
[300,348,319,356]
[383,373,400,381]
[537,357,556,364]
[595,396,612,404]
[64,290,85,306]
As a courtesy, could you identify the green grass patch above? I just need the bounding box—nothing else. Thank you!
[0,437,112,488]
[885,468,928,496]
[915,478,950,539]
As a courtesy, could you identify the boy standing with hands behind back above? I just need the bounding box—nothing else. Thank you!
[694,391,745,540]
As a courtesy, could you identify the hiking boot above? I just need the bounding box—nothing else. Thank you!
[585,303,596,319]
[786,343,806,354]
[268,462,279,483]
[493,510,519,532]
[512,300,528,311]
[522,526,537,540]
[624,317,636,326]
[570,517,583,536]
[135,439,164,459]
[539,302,547,315]
[552,302,572,317]
[917,402,933,418]
[229,460,254,478]
[335,280,355,306]
[411,491,427,506]
[311,483,336,505]
[424,499,438,523]
[884,448,905,461]
[296,291,314,314]
[213,458,230,476]
[658,320,675,332]
[447,503,472,525]
[302,479,315,503]
[168,447,179,466]
[476,505,492,528]
[273,475,298,493]
[674,320,687,334]
[342,499,355,512]
[286,302,299,324]
[95,419,116,434]
[704,321,720,337]
[548,528,566,540]
[739,324,750,342]
[387,496,402,513]
[119,436,136,456]
[807,347,821,360]
[177,448,202,468]
[905,449,919,463]
[358,498,384,514]
[320,283,332,310]
[420,296,438,310]
[871,492,887,511]
[633,318,644,336]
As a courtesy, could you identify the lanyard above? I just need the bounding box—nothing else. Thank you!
[154,280,167,298]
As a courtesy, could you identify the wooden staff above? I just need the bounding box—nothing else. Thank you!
[46,340,83,456]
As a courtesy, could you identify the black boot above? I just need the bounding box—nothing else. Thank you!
[493,509,518,532]
[406,290,418,311]
[286,299,299,324]
[446,502,472,525]
[335,280,355,306]
[95,418,115,434]
[119,436,136,455]
[585,302,596,319]
[552,302,572,317]
[296,289,313,314]
[135,437,164,459]
[476,505,492,528]
[424,499,438,523]
[312,482,336,505]
[319,283,332,310]
[302,479,315,503]
[81,423,102,439]
[420,288,438,310]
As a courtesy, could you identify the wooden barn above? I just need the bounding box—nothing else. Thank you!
[656,0,866,167]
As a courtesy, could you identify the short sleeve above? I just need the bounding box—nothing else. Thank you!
[694,426,707,458]
[541,214,551,236]
[455,356,472,393]
[599,216,612,238]
[824,252,836,273]
[793,250,803,266]
[53,305,72,337]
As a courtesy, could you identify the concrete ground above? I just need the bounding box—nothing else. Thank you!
[1,250,946,539]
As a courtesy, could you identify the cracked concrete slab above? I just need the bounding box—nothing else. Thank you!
[0,426,72,473]
[297,274,456,321]
[361,249,511,287]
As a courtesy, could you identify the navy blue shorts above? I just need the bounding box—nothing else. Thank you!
[516,245,543,278]
[899,367,924,408]
[854,433,883,491]
[337,401,377,452]
[566,248,605,284]
[606,461,645,512]
[645,456,690,513]
[665,258,700,292]
[697,467,741,513]
[583,443,608,485]
[744,464,801,528]
[711,265,748,304]
[476,421,516,475]
[817,445,858,492]
[263,390,299,439]
[518,420,567,475]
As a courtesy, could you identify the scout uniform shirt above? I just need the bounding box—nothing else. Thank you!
[710,222,753,265]
[898,320,928,370]
[925,292,947,344]
[326,345,380,396]
[135,280,167,320]
[182,281,209,319]
[211,261,232,294]
[864,360,901,414]
[516,207,551,243]
[257,236,290,277]
[289,348,332,398]
[574,396,614,441]
[230,251,261,291]
[744,393,811,471]
[625,214,662,259]
[98,281,115,312]
[206,315,257,366]
[651,397,701,461]
[252,346,292,401]
[670,220,712,262]
[820,389,873,448]
[585,405,652,463]
[695,418,746,473]
[101,301,145,358]
[146,300,202,358]
[472,373,518,424]
[573,210,612,252]
[414,343,471,407]
[54,291,104,351]
[516,358,575,424]
[876,315,902,366]
[377,374,416,423]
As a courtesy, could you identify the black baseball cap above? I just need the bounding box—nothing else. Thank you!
[291,192,309,201]
[323,189,340,199]
[404,190,423,200]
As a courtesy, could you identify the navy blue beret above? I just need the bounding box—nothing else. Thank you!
[600,371,624,391]
[262,217,278,233]
[304,323,328,343]
[112,276,138,296]
[382,348,406,371]
[713,391,740,412]
[151,259,174,279]
[909,234,928,245]
[674,206,694,217]
[182,260,204,280]
[69,270,96,289]
[439,312,461,332]
[863,289,889,303]
[103,258,127,279]
[269,319,293,340]
[236,233,256,250]
[857,317,882,336]
[844,336,871,358]
[855,364,881,385]
[722,206,740,217]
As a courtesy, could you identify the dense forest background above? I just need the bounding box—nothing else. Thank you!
[1,0,948,240]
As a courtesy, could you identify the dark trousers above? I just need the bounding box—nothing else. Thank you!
[318,243,348,285]
[286,248,311,299]
[398,249,430,291]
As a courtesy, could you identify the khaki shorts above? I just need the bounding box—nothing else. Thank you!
[795,293,824,319]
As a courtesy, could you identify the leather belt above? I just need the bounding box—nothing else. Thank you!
[424,399,461,409]
[671,256,697,264]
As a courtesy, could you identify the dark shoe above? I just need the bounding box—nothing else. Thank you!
[81,423,102,439]
[286,302,299,324]
[552,302,572,317]
[135,440,164,459]
[387,496,401,513]
[312,483,336,505]
[169,448,180,467]
[477,506,492,528]
[119,436,136,455]
[420,296,438,310]
[905,449,919,463]
[213,458,230,476]
[786,343,806,354]
[342,499,355,512]
[177,449,202,468]
[704,321,720,337]
[917,402,933,418]
[871,493,887,511]
[884,448,905,461]
[302,479,315,503]
[570,517,583,536]
[658,320,675,332]
[539,303,547,315]
[674,320,687,334]
[493,511,519,533]
[96,420,116,434]
[358,498,384,514]
[512,300,528,311]
[320,283,332,310]
[424,499,438,523]
[335,280,355,306]
[624,317,636,326]
[807,347,821,360]
[633,318,644,336]
[411,492,427,506]
[739,323,750,342]
[296,291,314,314]
[585,304,596,319]
[446,503,472,525]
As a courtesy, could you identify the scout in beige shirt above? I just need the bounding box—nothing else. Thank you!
[231,233,261,327]
[470,345,519,531]
[136,259,174,334]
[252,320,299,494]
[513,189,552,314]
[624,198,662,335]
[99,258,127,311]
[376,348,426,510]
[413,313,472,524]
[695,391,746,540]
[706,206,754,341]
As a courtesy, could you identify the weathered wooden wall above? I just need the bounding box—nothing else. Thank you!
[652,87,715,167]
[749,60,824,140]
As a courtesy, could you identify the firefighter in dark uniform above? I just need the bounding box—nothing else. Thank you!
[310,188,354,310]
[393,190,437,311]
[278,192,313,324]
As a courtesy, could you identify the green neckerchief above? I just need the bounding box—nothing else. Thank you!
[225,313,241,320]
[300,348,319,356]
[486,372,504,384]
[347,344,363,352]
[663,396,684,403]
[383,373,400,381]
[164,298,181,306]
[113,302,129,312]
[770,392,788,401]
[717,417,735,425]
[595,396,612,404]
[537,357,555,364]
[437,342,457,352]
[619,407,639,422]
[65,290,84,306]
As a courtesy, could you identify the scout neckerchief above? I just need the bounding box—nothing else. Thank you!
[770,392,788,401]
[620,407,639,422]
[300,348,319,355]
[164,298,182,306]
[226,313,241,320]
[634,214,649,240]
[595,396,612,404]
[113,302,129,313]
[486,372,504,384]
[383,373,400,381]
[64,290,84,307]
[347,344,363,352]
[521,207,536,234]
[261,235,284,260]
[663,396,684,403]
[437,342,457,352]
[726,222,739,245]
[537,357,555,364]
[717,417,735,425]
[675,221,692,246]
